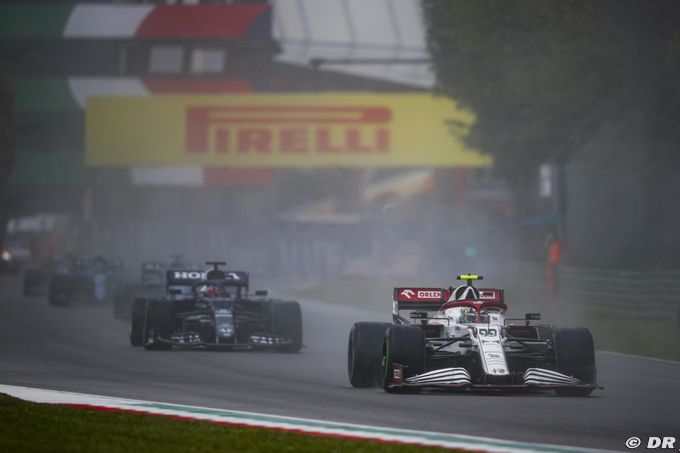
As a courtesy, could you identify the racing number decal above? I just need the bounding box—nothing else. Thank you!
[478,328,498,337]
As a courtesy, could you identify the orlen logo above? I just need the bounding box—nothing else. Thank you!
[400,289,415,299]
[417,290,441,300]
[185,106,391,156]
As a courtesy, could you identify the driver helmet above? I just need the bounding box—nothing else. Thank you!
[479,309,490,323]
[444,306,479,324]
[199,285,217,297]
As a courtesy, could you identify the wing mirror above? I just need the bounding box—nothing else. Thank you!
[525,313,541,321]
[254,289,268,297]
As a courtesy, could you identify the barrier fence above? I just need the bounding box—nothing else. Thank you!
[496,262,680,319]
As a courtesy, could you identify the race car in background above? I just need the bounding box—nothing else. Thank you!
[130,262,302,352]
[47,255,123,306]
[0,248,19,274]
[113,257,201,319]
[348,274,602,396]
[113,261,166,319]
[23,257,61,296]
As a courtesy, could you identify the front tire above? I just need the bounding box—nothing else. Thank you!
[113,285,133,320]
[347,322,390,388]
[47,276,69,306]
[130,298,147,347]
[381,325,425,393]
[554,327,596,396]
[144,300,174,351]
[271,301,303,353]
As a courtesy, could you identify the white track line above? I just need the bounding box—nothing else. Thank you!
[598,350,680,366]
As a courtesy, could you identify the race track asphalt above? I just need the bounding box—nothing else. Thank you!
[1,274,678,451]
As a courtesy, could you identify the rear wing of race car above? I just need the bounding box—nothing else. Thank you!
[142,261,165,272]
[166,270,205,287]
[204,261,249,290]
[166,269,250,292]
[213,270,249,290]
[393,288,446,311]
[393,287,506,313]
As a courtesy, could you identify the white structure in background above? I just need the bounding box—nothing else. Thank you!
[273,0,435,89]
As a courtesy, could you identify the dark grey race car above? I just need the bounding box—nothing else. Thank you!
[130,262,302,352]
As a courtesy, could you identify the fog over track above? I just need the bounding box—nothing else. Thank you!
[1,275,678,451]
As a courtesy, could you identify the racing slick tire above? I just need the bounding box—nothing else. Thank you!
[144,300,174,351]
[347,322,390,388]
[381,325,425,393]
[554,327,596,396]
[113,285,134,320]
[47,276,70,306]
[130,298,147,347]
[271,301,303,353]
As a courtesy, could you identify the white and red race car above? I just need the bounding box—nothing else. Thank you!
[348,275,602,396]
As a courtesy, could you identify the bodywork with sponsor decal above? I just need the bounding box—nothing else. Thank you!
[130,262,302,352]
[348,274,601,396]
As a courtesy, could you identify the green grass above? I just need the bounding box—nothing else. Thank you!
[291,276,427,312]
[0,394,449,453]
[581,308,680,361]
[289,277,680,362]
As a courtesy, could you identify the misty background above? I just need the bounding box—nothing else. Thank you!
[1,0,679,358]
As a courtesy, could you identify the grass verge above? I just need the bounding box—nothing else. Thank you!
[579,308,680,361]
[290,276,426,312]
[0,394,449,453]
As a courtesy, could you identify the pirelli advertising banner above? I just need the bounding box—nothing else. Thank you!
[85,93,491,168]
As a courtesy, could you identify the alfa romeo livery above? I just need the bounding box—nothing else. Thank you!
[348,274,602,396]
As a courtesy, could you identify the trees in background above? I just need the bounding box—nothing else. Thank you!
[423,0,680,267]
[0,74,14,195]
[0,74,16,246]
[423,0,680,172]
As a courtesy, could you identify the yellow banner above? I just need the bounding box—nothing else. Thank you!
[86,93,491,168]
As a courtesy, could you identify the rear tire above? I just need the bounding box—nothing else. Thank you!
[113,285,134,320]
[47,276,69,306]
[271,301,303,353]
[144,300,174,351]
[130,298,147,347]
[554,327,596,396]
[382,325,425,393]
[347,322,390,388]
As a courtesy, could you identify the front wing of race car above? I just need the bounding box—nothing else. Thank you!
[150,330,297,349]
[386,364,603,391]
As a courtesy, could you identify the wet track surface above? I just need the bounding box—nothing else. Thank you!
[1,274,679,451]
